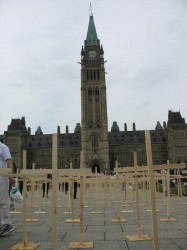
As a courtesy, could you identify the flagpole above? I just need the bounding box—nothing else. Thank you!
[89,3,93,16]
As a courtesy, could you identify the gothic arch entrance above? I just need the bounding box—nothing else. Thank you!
[91,163,101,173]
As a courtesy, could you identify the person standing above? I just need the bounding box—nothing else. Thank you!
[0,141,15,236]
[43,173,52,198]
[73,181,78,199]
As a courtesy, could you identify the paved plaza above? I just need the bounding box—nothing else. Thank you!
[0,187,187,250]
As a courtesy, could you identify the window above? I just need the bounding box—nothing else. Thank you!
[174,131,184,138]
[95,88,99,95]
[97,69,100,80]
[94,70,96,80]
[87,70,89,80]
[130,139,133,143]
[92,134,99,148]
[90,70,93,80]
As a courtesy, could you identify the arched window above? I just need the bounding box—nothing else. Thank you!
[90,70,93,80]
[92,134,99,148]
[95,88,99,95]
[94,70,96,80]
[97,69,100,80]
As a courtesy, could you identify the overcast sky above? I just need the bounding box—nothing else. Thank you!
[0,0,187,135]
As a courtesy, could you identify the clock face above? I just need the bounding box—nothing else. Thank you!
[88,50,97,59]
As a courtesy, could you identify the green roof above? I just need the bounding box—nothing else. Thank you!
[35,126,43,135]
[155,121,163,130]
[74,123,81,133]
[85,15,99,46]
[111,121,120,132]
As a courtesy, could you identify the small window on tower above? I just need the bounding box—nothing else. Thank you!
[95,89,99,95]
[90,70,93,80]
[92,134,99,149]
[94,70,96,80]
[97,70,100,80]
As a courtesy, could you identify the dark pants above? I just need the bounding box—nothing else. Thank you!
[43,182,49,197]
[65,182,68,194]
[74,181,77,199]
[19,180,23,194]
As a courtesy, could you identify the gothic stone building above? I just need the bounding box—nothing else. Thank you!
[1,15,187,172]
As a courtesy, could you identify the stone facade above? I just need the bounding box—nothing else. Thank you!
[1,111,186,172]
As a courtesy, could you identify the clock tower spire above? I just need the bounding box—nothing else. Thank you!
[80,13,109,172]
[85,13,99,46]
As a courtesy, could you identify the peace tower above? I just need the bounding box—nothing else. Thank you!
[80,14,109,172]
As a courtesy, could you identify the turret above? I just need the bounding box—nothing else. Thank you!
[66,125,69,134]
[133,123,136,131]
[124,123,127,131]
[57,126,60,135]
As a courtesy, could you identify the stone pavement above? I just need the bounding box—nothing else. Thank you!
[0,187,187,250]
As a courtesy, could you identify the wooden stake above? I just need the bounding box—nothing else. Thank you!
[34,179,46,214]
[160,163,177,222]
[121,177,134,213]
[10,151,40,250]
[66,177,80,223]
[145,130,159,249]
[176,170,187,205]
[69,151,93,248]
[22,151,28,247]
[91,167,102,214]
[10,243,40,250]
[112,161,127,222]
[51,133,58,250]
[160,170,167,206]
[127,152,151,241]
[27,163,40,222]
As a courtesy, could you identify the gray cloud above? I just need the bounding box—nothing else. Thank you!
[0,0,187,134]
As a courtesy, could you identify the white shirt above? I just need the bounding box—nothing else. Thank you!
[0,142,11,168]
